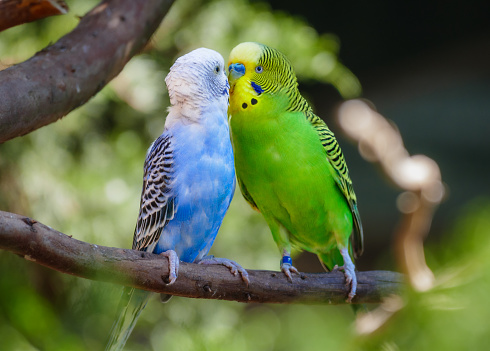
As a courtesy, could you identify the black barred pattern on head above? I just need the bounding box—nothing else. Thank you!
[253,44,313,115]
[254,46,295,94]
[133,133,176,251]
[253,44,363,257]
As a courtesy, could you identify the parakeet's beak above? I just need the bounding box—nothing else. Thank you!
[228,63,245,84]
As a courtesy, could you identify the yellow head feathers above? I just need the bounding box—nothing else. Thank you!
[228,42,298,95]
[228,42,312,116]
[228,42,263,68]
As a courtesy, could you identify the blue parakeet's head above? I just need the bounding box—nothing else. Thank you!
[165,48,229,123]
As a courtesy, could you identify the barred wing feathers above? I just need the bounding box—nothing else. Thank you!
[132,133,176,252]
[306,111,364,258]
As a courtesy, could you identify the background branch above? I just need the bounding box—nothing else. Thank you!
[0,0,69,32]
[0,210,403,304]
[337,99,445,333]
[0,0,174,143]
[337,99,444,292]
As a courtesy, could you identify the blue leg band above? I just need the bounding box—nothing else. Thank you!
[281,255,293,266]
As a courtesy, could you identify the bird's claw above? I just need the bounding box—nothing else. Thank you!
[343,270,355,302]
[281,263,300,282]
[335,266,355,302]
[159,250,180,285]
[198,256,250,285]
[338,248,357,303]
[334,265,351,283]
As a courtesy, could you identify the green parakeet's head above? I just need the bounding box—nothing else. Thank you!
[228,42,306,117]
[228,42,299,95]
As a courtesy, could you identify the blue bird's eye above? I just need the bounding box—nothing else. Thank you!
[215,65,220,73]
[255,66,263,73]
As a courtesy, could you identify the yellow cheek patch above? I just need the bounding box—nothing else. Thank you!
[230,78,262,114]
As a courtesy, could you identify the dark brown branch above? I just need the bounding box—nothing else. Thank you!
[0,0,175,143]
[0,210,403,304]
[0,0,68,32]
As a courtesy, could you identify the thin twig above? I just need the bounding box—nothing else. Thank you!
[337,99,444,291]
[337,99,444,332]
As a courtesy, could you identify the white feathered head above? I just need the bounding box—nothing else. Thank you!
[165,48,229,122]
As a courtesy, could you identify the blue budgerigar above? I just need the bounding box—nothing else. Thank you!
[106,48,249,351]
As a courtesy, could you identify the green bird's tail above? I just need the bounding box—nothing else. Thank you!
[105,287,152,351]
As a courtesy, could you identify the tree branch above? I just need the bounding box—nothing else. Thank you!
[0,0,175,143]
[0,0,69,32]
[0,210,403,304]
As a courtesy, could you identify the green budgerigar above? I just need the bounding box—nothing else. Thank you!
[228,42,363,301]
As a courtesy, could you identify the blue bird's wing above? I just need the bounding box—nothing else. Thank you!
[106,133,176,351]
[133,133,176,252]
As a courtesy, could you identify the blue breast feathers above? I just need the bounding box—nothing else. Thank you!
[153,107,235,262]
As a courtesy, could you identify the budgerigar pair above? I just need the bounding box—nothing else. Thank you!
[107,42,363,350]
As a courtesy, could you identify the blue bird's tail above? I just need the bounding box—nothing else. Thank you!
[105,287,152,351]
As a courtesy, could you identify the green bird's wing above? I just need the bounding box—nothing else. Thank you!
[236,175,259,211]
[307,111,364,258]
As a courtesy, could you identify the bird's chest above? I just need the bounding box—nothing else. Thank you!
[232,112,324,179]
[174,123,235,202]
[231,110,342,230]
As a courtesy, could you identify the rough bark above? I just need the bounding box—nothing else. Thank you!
[0,0,175,143]
[0,0,68,32]
[0,210,403,304]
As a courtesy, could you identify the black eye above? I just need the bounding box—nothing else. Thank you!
[255,66,263,73]
[215,65,220,73]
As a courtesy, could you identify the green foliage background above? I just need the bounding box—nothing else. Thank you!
[1,0,489,350]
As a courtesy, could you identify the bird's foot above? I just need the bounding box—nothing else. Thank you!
[338,248,357,302]
[280,255,299,282]
[198,256,249,285]
[159,250,180,285]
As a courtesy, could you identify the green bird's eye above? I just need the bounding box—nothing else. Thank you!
[255,66,263,73]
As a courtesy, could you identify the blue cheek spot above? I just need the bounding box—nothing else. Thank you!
[251,82,264,95]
